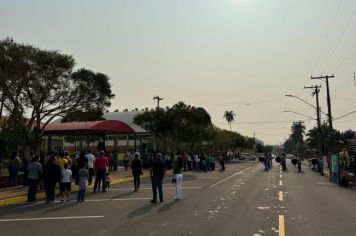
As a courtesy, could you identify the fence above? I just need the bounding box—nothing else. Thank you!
[0,132,27,176]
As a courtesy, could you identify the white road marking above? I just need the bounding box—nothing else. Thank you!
[0,216,104,222]
[279,180,282,186]
[209,167,251,188]
[184,177,219,180]
[86,198,151,202]
[280,174,282,178]
[109,187,201,191]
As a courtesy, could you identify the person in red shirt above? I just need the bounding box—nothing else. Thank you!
[93,151,109,193]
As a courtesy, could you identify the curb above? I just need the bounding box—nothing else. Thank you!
[0,174,150,207]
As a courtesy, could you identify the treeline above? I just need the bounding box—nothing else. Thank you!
[134,102,259,153]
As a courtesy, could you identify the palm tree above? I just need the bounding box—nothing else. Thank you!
[223,110,236,131]
[290,121,305,154]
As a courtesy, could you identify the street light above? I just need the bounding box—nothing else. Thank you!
[285,94,328,116]
[283,110,316,120]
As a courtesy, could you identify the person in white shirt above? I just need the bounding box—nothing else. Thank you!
[85,150,96,185]
[61,163,72,202]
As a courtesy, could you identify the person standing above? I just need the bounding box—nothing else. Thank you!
[8,152,21,186]
[56,152,68,171]
[150,153,166,203]
[263,152,269,171]
[27,155,42,203]
[77,162,89,203]
[60,163,72,202]
[105,172,112,191]
[173,156,183,200]
[43,155,61,202]
[220,154,225,171]
[281,153,287,171]
[123,150,131,171]
[85,151,95,185]
[93,151,109,193]
[131,153,143,191]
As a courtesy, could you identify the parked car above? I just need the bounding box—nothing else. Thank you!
[238,153,256,161]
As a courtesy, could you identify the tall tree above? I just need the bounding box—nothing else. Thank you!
[134,102,212,151]
[290,122,305,154]
[0,38,114,153]
[223,110,236,131]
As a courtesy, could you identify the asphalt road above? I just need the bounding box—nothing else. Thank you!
[0,160,355,236]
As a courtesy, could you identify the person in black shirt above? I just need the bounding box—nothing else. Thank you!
[150,153,166,203]
[131,153,143,191]
[43,155,61,202]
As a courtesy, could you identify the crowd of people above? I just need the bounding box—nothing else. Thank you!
[6,149,231,204]
[21,150,114,203]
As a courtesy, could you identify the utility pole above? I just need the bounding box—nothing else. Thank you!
[311,74,335,130]
[0,90,4,122]
[304,85,324,155]
[153,96,163,109]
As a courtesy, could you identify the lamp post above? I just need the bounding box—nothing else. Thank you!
[285,94,328,116]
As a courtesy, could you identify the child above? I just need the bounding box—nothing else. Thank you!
[77,163,89,203]
[105,172,112,191]
[61,163,72,202]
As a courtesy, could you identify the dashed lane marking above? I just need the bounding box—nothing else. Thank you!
[279,180,282,186]
[278,191,283,201]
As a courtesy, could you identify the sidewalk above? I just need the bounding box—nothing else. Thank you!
[0,167,150,207]
[301,160,330,176]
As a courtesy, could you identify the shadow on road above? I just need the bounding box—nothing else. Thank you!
[41,201,77,214]
[158,200,178,213]
[126,203,156,219]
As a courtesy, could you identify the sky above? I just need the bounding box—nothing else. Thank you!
[1,0,356,145]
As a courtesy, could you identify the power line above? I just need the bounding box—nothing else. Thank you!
[214,120,306,125]
[312,0,344,75]
[164,96,284,106]
[333,40,356,73]
[331,96,356,101]
[334,109,356,120]
[334,102,356,118]
[322,5,356,73]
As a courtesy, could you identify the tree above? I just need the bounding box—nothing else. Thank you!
[0,38,114,153]
[290,121,305,154]
[223,110,236,131]
[134,102,212,151]
[61,109,106,122]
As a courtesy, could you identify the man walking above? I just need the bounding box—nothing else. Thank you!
[93,151,109,193]
[150,153,166,203]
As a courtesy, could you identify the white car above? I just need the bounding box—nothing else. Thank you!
[239,153,256,161]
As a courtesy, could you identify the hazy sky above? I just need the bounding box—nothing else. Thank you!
[1,0,356,144]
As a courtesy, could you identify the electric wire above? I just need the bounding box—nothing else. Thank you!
[312,0,344,75]
[322,5,356,73]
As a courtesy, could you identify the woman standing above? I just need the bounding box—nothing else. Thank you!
[8,152,21,186]
[131,153,142,191]
[173,156,183,200]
